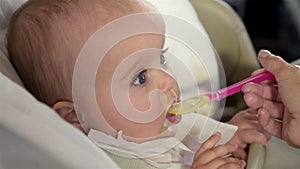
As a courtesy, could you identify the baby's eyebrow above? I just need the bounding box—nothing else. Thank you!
[121,56,144,81]
[161,47,169,54]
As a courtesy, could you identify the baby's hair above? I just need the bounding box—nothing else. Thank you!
[7,0,149,106]
[7,0,83,106]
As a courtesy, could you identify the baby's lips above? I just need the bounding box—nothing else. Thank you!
[166,113,181,124]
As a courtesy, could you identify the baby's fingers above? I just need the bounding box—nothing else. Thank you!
[195,143,239,165]
[209,157,246,169]
[192,157,246,169]
[218,161,246,169]
[236,129,268,146]
[204,144,238,164]
[231,148,247,161]
[194,132,221,159]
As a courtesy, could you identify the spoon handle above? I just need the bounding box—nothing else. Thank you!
[207,70,274,101]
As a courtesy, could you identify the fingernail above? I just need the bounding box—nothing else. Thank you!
[214,132,221,138]
[241,160,247,168]
[258,109,262,116]
[259,50,271,58]
[242,85,249,92]
[258,111,262,119]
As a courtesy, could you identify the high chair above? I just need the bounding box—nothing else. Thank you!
[0,0,119,168]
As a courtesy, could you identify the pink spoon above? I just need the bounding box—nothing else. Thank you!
[168,70,274,115]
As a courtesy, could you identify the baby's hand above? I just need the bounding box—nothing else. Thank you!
[191,132,246,169]
[228,109,269,160]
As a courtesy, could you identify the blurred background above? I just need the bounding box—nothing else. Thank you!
[224,0,300,62]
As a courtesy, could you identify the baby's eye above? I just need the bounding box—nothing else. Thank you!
[133,70,147,86]
[160,48,168,65]
[160,53,166,65]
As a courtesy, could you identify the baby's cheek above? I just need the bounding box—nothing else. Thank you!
[130,93,167,121]
[129,87,167,121]
[129,92,152,112]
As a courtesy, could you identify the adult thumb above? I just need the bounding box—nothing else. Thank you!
[257,50,291,77]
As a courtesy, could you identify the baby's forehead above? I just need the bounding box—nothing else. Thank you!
[77,0,158,20]
[72,0,165,48]
[74,1,165,56]
[72,1,166,74]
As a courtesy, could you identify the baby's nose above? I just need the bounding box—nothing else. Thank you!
[157,71,177,92]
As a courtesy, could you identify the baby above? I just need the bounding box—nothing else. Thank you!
[7,0,267,168]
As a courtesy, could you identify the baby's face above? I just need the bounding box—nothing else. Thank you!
[95,33,181,139]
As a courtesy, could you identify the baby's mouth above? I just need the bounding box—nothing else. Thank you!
[166,112,181,124]
[166,90,181,124]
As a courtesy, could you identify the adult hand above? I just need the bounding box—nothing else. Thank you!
[243,50,300,147]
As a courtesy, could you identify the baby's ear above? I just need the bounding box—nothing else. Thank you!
[52,101,85,133]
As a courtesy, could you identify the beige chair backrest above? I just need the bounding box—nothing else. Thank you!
[190,0,260,83]
[190,0,260,113]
